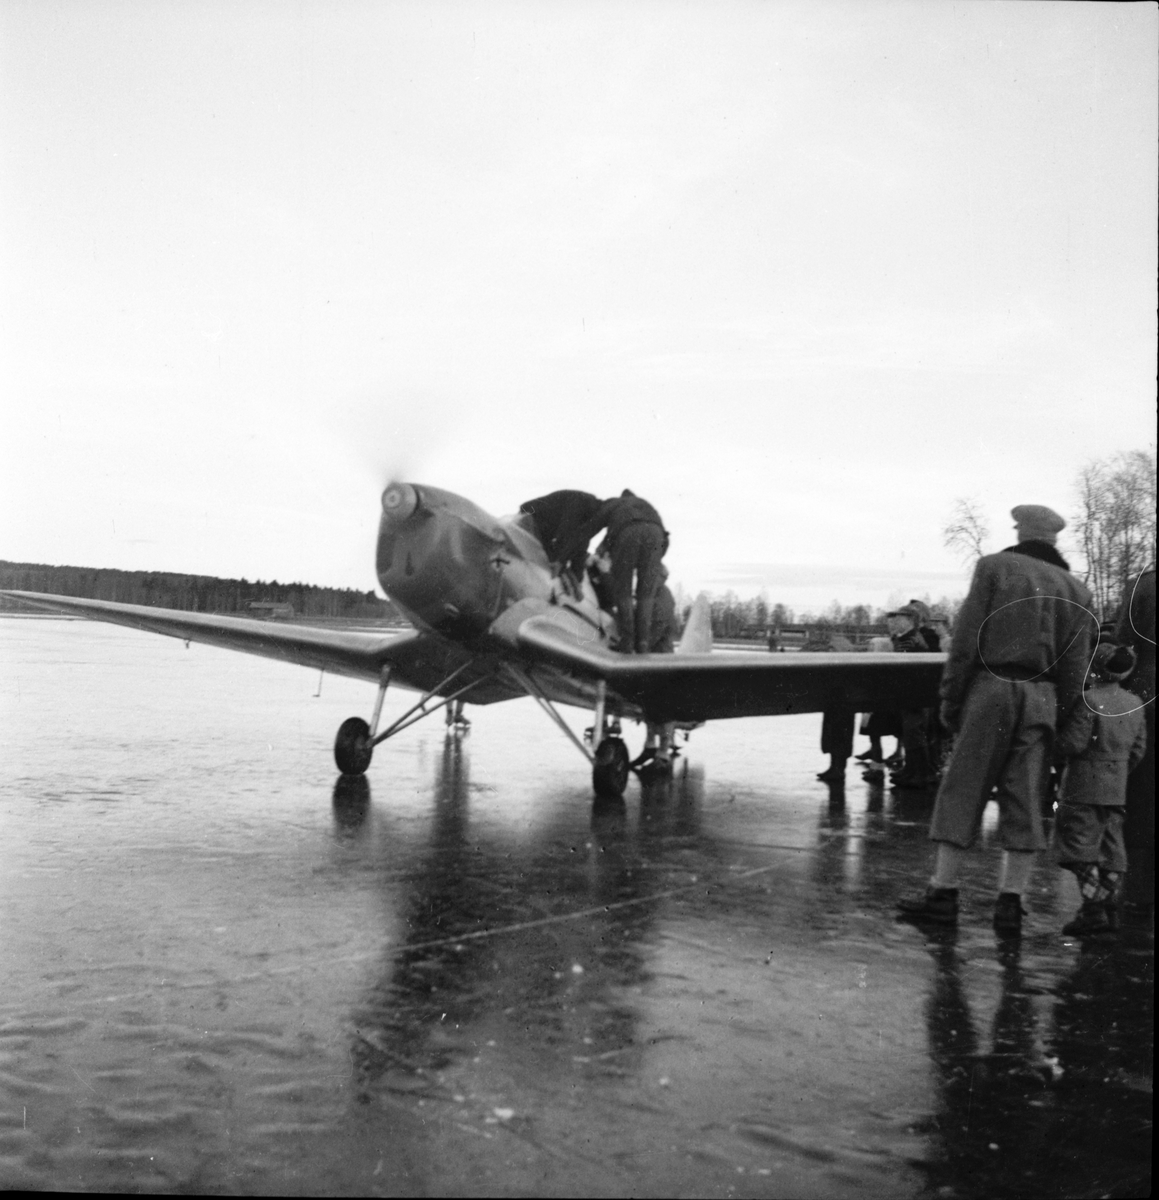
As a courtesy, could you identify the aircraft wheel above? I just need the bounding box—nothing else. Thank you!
[592,737,630,798]
[335,717,374,775]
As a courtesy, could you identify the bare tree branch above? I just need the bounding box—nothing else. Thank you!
[1072,448,1157,619]
[942,497,990,567]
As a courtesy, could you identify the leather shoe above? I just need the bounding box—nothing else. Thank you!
[897,887,959,925]
[1062,901,1114,937]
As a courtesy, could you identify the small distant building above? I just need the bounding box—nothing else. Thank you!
[249,601,294,620]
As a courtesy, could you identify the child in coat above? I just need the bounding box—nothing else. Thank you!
[1054,642,1148,935]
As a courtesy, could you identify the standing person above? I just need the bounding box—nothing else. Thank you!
[897,504,1096,934]
[561,489,668,654]
[805,630,857,782]
[1115,566,1155,915]
[885,605,938,788]
[926,609,953,656]
[647,568,677,654]
[631,567,679,775]
[817,707,856,782]
[924,609,954,776]
[887,604,931,653]
[518,490,603,588]
[1053,643,1148,935]
[858,635,901,771]
[905,598,941,651]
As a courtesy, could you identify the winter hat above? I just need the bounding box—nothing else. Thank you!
[1012,504,1066,544]
[906,598,932,623]
[1089,642,1137,684]
[886,604,923,622]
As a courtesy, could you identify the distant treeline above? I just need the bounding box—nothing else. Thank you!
[0,561,402,622]
[679,591,965,640]
[1,558,967,636]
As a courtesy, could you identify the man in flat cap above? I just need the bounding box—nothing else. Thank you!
[898,504,1097,934]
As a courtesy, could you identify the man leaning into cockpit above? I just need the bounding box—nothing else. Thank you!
[518,489,603,594]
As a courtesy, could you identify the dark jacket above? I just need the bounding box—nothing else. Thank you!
[518,490,602,565]
[1056,682,1148,806]
[560,490,667,565]
[891,627,931,653]
[1115,568,1155,706]
[940,541,1095,719]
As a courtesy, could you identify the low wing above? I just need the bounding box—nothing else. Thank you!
[1,591,520,702]
[517,615,944,722]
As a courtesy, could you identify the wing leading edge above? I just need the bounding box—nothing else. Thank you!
[517,614,944,722]
[0,591,520,702]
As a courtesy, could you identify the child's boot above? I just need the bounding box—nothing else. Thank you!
[1061,900,1113,937]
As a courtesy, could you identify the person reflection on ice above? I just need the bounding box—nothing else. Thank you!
[916,931,1153,1199]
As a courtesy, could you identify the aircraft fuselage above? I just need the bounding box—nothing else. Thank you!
[375,482,614,657]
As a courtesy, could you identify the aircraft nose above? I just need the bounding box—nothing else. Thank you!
[381,482,419,522]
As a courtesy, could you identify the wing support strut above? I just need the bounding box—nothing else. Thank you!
[368,667,392,738]
[503,664,595,764]
[369,660,487,747]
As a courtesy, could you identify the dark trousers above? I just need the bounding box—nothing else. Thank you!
[867,710,903,741]
[901,709,936,777]
[608,522,666,653]
[821,708,855,759]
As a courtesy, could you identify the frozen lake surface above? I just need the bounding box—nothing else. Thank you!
[0,618,1151,1196]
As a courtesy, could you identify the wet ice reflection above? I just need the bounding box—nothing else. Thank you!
[0,620,1152,1196]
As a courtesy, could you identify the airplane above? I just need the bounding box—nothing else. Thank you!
[2,482,945,799]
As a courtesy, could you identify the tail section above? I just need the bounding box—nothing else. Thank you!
[677,593,713,654]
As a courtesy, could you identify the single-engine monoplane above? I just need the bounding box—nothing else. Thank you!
[3,482,944,797]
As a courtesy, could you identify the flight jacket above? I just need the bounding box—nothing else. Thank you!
[560,491,667,566]
[939,542,1094,721]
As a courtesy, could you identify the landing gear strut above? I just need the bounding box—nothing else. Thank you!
[503,668,630,800]
[334,662,483,776]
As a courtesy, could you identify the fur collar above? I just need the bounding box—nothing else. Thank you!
[1001,541,1071,571]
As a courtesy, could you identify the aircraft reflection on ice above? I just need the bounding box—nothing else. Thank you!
[336,738,710,1101]
[4,482,943,798]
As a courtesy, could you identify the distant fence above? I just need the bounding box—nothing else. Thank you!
[715,624,889,650]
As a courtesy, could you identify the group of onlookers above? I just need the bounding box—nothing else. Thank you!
[895,503,1152,937]
[520,490,1152,936]
[815,600,948,785]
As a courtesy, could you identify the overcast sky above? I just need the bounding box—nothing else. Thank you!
[2,0,1155,613]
